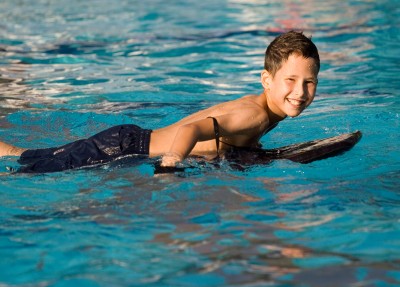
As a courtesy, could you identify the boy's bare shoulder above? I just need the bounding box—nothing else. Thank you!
[234,94,268,115]
[169,94,267,127]
[223,94,264,109]
[206,95,268,124]
[209,94,270,137]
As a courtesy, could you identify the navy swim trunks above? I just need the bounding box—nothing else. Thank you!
[18,124,152,173]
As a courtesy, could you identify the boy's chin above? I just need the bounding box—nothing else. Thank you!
[286,110,303,118]
[282,104,307,118]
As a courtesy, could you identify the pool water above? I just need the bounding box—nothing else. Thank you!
[1,0,399,286]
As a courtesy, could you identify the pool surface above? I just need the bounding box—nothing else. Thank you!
[1,0,399,286]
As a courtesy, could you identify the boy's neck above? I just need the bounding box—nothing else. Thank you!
[257,92,287,125]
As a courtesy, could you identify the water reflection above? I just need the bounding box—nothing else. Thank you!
[9,166,397,285]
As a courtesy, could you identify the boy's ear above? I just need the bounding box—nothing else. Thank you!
[261,69,272,90]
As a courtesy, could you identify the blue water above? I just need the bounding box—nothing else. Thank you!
[1,0,399,286]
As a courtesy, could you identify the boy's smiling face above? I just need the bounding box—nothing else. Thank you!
[262,53,319,119]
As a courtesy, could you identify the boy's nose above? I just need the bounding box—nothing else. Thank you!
[294,84,305,97]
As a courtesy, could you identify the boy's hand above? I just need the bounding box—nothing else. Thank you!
[160,152,183,167]
[155,152,185,174]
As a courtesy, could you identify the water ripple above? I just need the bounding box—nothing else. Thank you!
[1,0,400,286]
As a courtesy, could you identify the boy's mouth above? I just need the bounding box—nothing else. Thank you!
[287,98,305,107]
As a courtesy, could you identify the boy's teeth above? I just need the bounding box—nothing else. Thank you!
[288,99,302,106]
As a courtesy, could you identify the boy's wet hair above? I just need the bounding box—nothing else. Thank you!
[264,31,320,77]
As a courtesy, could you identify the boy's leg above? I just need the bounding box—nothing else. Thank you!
[0,141,26,157]
[17,124,152,173]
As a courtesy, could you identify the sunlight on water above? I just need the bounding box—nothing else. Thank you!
[1,0,399,286]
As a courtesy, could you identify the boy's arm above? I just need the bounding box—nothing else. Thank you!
[160,110,265,167]
[160,117,216,167]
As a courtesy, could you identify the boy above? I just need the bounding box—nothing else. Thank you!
[0,31,320,172]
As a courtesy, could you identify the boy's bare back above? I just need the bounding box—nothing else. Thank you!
[150,93,271,159]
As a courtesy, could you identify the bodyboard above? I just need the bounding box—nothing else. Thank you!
[224,130,362,165]
[156,131,363,174]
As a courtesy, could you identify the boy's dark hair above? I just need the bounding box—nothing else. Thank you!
[264,31,320,77]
